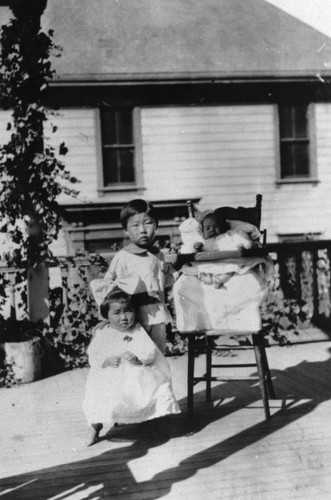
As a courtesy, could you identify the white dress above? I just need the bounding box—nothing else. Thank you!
[83,322,180,426]
[89,243,173,327]
[173,229,271,332]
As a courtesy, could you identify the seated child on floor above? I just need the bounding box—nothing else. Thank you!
[83,287,180,446]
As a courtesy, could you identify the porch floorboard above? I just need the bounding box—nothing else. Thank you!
[1,330,331,499]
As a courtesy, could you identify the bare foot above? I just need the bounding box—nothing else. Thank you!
[84,424,103,447]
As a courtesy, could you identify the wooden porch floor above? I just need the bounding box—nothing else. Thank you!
[1,332,331,499]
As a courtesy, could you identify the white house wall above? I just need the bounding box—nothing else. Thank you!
[45,108,100,205]
[263,103,331,240]
[33,104,331,244]
[1,103,331,256]
[141,104,274,205]
[141,104,331,242]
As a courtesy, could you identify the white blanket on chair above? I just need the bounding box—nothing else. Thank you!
[173,258,269,332]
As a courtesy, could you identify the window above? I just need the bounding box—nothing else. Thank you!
[100,107,135,186]
[278,104,311,180]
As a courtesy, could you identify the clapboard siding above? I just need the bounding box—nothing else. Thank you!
[263,103,331,239]
[47,108,100,204]
[47,108,102,255]
[2,101,331,254]
[141,105,275,210]
[141,104,331,241]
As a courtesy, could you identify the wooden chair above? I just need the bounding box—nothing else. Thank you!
[180,194,275,420]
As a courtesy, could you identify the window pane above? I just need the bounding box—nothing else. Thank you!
[103,148,135,185]
[281,143,309,178]
[294,107,308,138]
[101,109,117,144]
[294,143,309,176]
[119,149,135,182]
[100,107,135,186]
[279,104,310,179]
[280,143,294,177]
[279,105,308,139]
[103,149,119,184]
[279,106,292,138]
[117,110,133,144]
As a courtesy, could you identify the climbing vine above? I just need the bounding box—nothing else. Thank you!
[0,0,79,267]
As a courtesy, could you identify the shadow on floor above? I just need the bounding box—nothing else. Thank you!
[1,349,331,500]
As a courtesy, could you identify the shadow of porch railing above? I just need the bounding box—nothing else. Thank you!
[266,239,331,335]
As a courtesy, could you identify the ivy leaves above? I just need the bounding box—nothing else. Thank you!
[0,4,79,266]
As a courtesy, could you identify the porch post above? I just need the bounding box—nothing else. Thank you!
[25,215,50,325]
[27,263,50,324]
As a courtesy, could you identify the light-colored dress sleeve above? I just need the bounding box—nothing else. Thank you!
[129,325,158,365]
[128,324,171,380]
[89,252,141,306]
[156,250,175,290]
[89,253,119,306]
[87,325,112,368]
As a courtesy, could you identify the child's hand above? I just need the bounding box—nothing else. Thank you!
[213,272,235,288]
[171,253,194,270]
[193,241,204,251]
[122,351,142,365]
[102,356,121,368]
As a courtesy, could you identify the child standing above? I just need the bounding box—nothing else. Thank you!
[90,199,174,353]
[83,287,180,446]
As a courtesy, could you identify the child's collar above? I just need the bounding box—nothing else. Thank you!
[124,242,160,255]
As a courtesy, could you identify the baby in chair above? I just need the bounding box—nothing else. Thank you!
[174,209,269,332]
[179,209,261,288]
[198,210,260,250]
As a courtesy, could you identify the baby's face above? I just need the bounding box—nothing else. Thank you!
[202,216,221,239]
[108,300,135,332]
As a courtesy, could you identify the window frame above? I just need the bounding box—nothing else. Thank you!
[97,106,144,193]
[275,103,318,185]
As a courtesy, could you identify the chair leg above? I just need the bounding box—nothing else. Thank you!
[260,339,275,399]
[206,336,213,401]
[252,332,271,420]
[187,335,196,415]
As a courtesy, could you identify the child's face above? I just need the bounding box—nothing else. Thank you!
[202,215,221,239]
[124,212,156,248]
[107,300,135,332]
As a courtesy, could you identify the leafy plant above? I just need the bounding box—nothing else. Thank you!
[0,2,79,267]
[47,254,110,369]
[0,359,21,388]
[0,3,80,385]
[261,295,311,345]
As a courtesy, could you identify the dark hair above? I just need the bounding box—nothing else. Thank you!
[198,210,228,235]
[120,199,158,229]
[99,287,133,320]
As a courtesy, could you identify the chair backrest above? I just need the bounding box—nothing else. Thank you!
[214,194,263,230]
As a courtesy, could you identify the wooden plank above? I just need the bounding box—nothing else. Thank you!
[1,338,331,500]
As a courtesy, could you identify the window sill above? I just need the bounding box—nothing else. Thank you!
[98,185,146,193]
[276,178,320,186]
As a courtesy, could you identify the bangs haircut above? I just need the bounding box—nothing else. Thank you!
[100,288,132,320]
[120,199,158,229]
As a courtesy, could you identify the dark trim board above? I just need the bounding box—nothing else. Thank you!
[43,80,331,108]
[61,198,201,227]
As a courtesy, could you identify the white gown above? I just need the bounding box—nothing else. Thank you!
[83,322,180,426]
[173,229,271,332]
